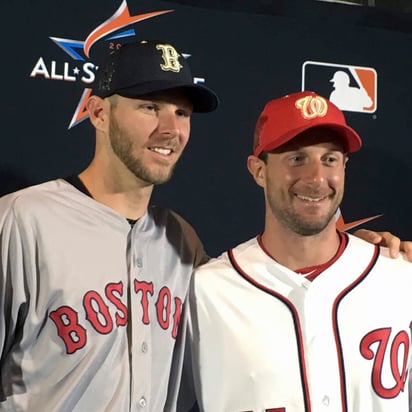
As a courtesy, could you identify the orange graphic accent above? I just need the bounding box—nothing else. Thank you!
[336,213,383,231]
[68,88,93,129]
[83,2,173,58]
[355,68,376,111]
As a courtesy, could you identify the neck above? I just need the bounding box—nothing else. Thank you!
[260,220,340,271]
[79,160,153,221]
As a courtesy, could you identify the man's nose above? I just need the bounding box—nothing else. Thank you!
[158,111,179,136]
[304,160,325,184]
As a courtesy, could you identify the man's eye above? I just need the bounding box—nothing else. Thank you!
[142,104,156,111]
[325,155,338,163]
[176,109,191,117]
[290,155,303,163]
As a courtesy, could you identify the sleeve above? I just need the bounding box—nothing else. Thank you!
[409,364,412,412]
[175,306,198,412]
[176,271,205,412]
[166,209,210,269]
[0,195,28,401]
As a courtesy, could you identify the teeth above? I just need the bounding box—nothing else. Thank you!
[296,194,325,202]
[150,147,172,155]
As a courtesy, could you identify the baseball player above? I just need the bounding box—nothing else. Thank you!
[187,91,412,412]
[0,46,408,412]
[0,40,218,411]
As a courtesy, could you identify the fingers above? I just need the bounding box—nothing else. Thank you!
[352,229,402,259]
[400,241,412,262]
[377,231,401,259]
[352,229,412,262]
[352,228,385,245]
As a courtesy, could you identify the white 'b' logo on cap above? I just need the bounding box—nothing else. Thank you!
[295,95,328,119]
[156,44,183,73]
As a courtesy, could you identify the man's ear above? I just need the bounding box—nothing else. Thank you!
[86,95,109,131]
[247,155,266,188]
[344,154,349,169]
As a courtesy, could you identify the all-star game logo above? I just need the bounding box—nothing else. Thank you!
[29,1,181,129]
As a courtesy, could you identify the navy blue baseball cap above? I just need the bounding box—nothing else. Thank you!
[92,40,219,113]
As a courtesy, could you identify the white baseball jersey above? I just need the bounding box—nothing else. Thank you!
[189,234,412,412]
[0,179,207,412]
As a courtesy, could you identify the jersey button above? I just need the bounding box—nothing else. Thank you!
[322,395,330,406]
[135,257,143,268]
[141,342,148,353]
[139,397,147,407]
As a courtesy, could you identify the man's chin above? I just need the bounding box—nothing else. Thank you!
[142,170,174,186]
[293,217,335,236]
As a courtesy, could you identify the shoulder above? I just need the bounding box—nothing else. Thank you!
[347,233,412,272]
[195,237,258,276]
[0,179,91,227]
[0,179,77,209]
[149,206,199,236]
[0,180,58,215]
[377,246,412,270]
[148,206,208,267]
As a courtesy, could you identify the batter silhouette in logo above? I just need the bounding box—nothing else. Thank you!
[329,70,373,111]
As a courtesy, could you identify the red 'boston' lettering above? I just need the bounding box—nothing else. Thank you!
[106,282,128,326]
[134,280,154,324]
[241,409,285,412]
[49,306,87,354]
[171,297,182,339]
[83,291,113,334]
[50,279,184,352]
[156,286,171,330]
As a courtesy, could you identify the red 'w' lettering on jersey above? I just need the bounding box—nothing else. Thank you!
[360,327,409,398]
[242,408,286,412]
[190,234,412,412]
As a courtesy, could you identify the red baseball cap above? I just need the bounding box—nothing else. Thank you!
[253,91,362,156]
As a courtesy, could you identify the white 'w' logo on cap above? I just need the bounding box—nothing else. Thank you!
[295,95,328,119]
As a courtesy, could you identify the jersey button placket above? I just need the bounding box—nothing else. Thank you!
[135,257,143,268]
[138,397,147,408]
[130,251,151,411]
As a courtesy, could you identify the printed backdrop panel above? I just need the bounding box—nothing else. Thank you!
[2,0,412,256]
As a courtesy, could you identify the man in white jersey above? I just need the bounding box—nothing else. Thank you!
[0,40,220,412]
[187,91,412,412]
[0,44,409,412]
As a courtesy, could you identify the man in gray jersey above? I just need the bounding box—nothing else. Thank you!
[0,39,219,412]
[0,40,410,412]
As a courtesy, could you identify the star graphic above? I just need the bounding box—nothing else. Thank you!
[48,0,173,129]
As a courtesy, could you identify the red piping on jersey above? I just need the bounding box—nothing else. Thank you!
[227,248,312,412]
[228,239,380,412]
[257,231,349,280]
[332,243,380,412]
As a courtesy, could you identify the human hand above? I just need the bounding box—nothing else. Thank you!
[353,229,412,262]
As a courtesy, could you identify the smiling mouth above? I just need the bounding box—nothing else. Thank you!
[149,147,173,156]
[295,194,329,202]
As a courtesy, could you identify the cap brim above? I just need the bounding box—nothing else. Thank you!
[258,123,362,155]
[114,80,219,113]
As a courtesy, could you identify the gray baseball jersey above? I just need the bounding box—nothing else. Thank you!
[188,233,412,412]
[0,179,207,412]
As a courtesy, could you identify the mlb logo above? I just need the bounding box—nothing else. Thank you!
[302,61,377,114]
